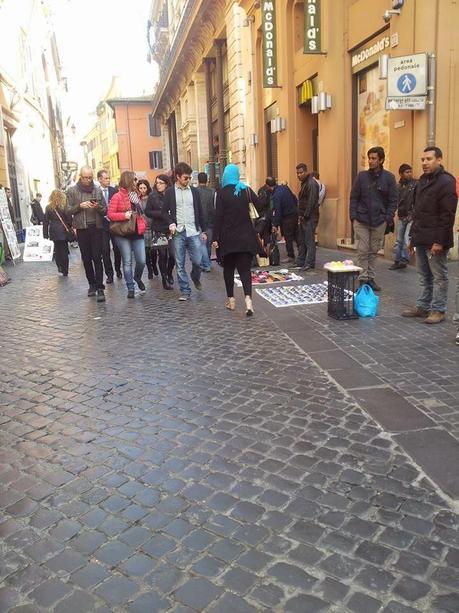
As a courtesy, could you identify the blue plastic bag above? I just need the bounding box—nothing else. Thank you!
[354,284,379,317]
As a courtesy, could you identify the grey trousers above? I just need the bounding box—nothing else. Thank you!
[353,221,386,281]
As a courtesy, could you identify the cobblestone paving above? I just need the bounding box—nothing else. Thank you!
[0,253,459,612]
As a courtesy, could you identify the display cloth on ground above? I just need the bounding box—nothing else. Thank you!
[234,268,303,287]
[23,226,54,262]
[0,188,21,260]
[256,281,354,308]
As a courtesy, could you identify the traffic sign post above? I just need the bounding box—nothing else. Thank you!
[386,53,428,110]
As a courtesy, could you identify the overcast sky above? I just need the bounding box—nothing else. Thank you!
[48,0,156,138]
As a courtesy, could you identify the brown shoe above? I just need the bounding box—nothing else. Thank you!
[423,311,445,324]
[402,306,430,318]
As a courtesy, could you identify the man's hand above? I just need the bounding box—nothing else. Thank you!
[201,232,207,243]
[431,243,444,255]
[80,201,92,209]
[169,223,177,234]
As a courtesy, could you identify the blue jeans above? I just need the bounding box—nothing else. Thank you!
[114,236,146,291]
[415,246,449,313]
[393,218,411,264]
[172,231,203,296]
[201,227,212,271]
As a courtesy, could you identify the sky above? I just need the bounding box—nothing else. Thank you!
[47,0,157,139]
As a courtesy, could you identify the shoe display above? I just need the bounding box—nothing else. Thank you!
[87,286,96,297]
[226,297,236,311]
[423,311,445,324]
[401,306,430,318]
[127,290,135,299]
[136,279,146,293]
[96,289,106,302]
[178,294,189,301]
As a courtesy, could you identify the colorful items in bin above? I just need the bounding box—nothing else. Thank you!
[324,259,355,269]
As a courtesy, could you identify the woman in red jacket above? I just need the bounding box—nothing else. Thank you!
[107,171,147,298]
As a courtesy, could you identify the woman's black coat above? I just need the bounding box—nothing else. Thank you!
[43,206,73,241]
[145,189,169,234]
[213,185,261,256]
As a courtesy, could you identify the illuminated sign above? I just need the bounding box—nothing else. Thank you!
[304,0,321,54]
[262,1,278,87]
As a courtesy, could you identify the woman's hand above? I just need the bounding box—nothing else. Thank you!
[212,241,219,249]
[125,210,133,220]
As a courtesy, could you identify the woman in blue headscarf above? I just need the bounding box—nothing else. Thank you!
[212,164,261,316]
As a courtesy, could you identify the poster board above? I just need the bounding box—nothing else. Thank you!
[23,226,54,262]
[0,188,21,260]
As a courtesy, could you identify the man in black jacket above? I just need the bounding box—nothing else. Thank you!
[269,177,298,263]
[97,169,120,283]
[163,162,207,301]
[389,164,417,270]
[294,163,319,271]
[30,193,45,225]
[349,146,398,291]
[402,146,457,324]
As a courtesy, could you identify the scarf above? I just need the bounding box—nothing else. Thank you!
[77,179,95,194]
[222,164,247,197]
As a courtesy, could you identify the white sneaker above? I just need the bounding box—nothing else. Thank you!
[178,295,189,301]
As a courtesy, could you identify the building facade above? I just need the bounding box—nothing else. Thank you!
[150,0,459,254]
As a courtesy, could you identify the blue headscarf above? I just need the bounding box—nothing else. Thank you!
[222,164,247,197]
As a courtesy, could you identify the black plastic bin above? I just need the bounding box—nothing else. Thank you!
[327,270,359,320]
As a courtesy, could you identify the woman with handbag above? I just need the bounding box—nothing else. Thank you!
[212,164,261,316]
[43,189,73,276]
[107,171,147,298]
[145,174,175,290]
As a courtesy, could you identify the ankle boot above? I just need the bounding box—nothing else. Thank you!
[226,297,236,311]
[162,275,172,290]
[245,296,253,317]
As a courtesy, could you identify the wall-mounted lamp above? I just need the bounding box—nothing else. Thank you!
[270,117,286,133]
[379,54,389,79]
[249,133,258,146]
[312,93,332,114]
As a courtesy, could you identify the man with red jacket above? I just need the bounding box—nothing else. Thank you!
[402,146,457,324]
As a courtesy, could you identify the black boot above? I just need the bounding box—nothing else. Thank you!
[162,275,172,290]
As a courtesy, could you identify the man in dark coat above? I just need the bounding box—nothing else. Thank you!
[294,163,319,271]
[30,193,45,225]
[389,164,417,270]
[269,177,298,263]
[349,146,398,291]
[97,169,120,283]
[402,146,457,324]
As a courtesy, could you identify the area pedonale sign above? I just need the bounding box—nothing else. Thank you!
[262,1,278,87]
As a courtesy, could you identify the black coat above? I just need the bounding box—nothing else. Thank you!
[410,167,457,249]
[30,200,45,224]
[145,190,169,234]
[213,185,261,256]
[162,185,206,232]
[350,168,398,227]
[43,206,73,241]
[397,179,417,219]
[101,186,118,230]
[298,176,320,220]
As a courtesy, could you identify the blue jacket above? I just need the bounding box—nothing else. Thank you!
[272,184,298,226]
[349,168,398,228]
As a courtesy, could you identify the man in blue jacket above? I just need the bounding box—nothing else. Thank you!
[268,177,298,263]
[349,146,398,291]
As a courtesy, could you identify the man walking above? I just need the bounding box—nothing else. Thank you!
[66,166,106,302]
[97,169,121,283]
[350,146,397,291]
[269,177,298,264]
[389,164,417,270]
[163,162,207,301]
[402,146,457,324]
[294,163,319,271]
[196,172,215,272]
[30,193,45,225]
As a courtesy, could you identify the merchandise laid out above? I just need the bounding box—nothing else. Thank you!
[23,226,54,262]
[256,282,354,308]
[234,268,302,287]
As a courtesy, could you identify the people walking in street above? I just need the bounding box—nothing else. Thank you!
[97,169,121,284]
[197,172,215,272]
[294,163,320,271]
[30,193,45,225]
[349,147,398,291]
[162,162,207,301]
[137,179,156,279]
[43,189,72,276]
[212,163,261,316]
[402,146,457,324]
[66,166,106,302]
[389,164,417,271]
[108,171,147,299]
[269,177,299,264]
[145,175,175,290]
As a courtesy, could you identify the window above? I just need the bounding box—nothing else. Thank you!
[149,150,163,169]
[148,114,161,137]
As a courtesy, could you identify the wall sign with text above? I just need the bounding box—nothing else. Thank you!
[262,1,278,87]
[304,0,321,53]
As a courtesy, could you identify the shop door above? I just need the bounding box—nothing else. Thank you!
[5,130,22,232]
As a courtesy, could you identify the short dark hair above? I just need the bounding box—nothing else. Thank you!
[296,163,307,172]
[197,172,208,184]
[399,164,412,174]
[265,176,277,187]
[367,146,385,161]
[35,192,42,198]
[136,179,151,195]
[156,174,171,187]
[310,171,320,179]
[423,146,443,158]
[175,162,193,177]
[97,169,109,180]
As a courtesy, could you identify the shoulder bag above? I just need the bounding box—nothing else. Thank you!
[245,189,268,264]
[110,212,137,237]
[55,209,77,242]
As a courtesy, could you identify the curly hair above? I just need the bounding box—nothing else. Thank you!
[48,189,66,210]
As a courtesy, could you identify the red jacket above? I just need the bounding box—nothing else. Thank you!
[107,188,146,235]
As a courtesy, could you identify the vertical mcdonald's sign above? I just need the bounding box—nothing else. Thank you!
[262,1,278,87]
[304,0,321,54]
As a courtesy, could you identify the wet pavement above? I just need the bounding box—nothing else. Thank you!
[0,247,458,612]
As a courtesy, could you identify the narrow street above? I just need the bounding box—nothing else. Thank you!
[1,251,458,612]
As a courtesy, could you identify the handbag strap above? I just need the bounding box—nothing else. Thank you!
[55,209,70,233]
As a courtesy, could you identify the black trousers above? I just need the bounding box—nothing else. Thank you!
[77,226,104,289]
[54,240,69,274]
[281,213,298,259]
[157,246,175,278]
[223,252,253,298]
[102,229,121,278]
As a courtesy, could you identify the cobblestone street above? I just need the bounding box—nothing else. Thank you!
[1,250,459,612]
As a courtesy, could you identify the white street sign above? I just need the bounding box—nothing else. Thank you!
[385,96,427,111]
[387,53,427,97]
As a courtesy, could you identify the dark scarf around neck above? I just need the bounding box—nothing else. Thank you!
[77,180,95,194]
